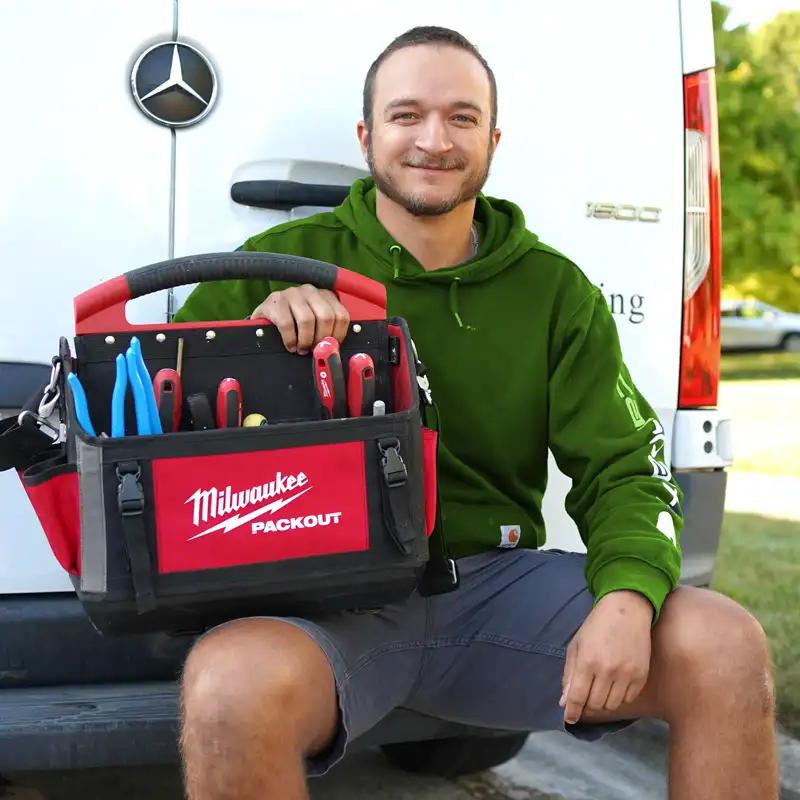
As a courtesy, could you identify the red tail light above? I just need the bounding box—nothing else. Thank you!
[680,68,722,408]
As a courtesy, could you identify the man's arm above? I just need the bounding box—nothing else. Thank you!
[548,286,683,623]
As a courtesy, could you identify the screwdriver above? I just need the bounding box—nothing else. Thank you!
[216,378,242,428]
[153,369,182,432]
[313,337,348,419]
[347,353,376,417]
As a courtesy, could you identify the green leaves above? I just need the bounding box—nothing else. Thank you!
[713,3,800,310]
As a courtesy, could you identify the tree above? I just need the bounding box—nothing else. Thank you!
[712,3,800,310]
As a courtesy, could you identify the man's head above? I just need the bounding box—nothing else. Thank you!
[358,26,501,218]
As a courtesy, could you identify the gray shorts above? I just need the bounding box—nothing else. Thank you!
[216,547,636,776]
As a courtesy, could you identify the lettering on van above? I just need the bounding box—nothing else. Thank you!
[599,284,645,324]
[586,202,662,222]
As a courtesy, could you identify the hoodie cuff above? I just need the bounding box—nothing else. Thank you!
[591,558,674,625]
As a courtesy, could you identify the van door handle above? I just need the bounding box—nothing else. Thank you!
[230,180,350,211]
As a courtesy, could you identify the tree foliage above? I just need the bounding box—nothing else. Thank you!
[713,3,800,310]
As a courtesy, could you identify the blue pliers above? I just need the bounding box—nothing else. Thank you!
[112,337,163,437]
[68,336,162,438]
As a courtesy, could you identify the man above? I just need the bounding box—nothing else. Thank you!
[172,26,777,800]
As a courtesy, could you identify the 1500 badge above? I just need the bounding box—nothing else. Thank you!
[587,202,662,222]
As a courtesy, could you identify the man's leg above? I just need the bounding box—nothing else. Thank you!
[579,585,778,800]
[403,549,777,800]
[180,619,338,799]
[179,598,428,800]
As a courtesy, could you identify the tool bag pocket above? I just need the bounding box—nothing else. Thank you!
[0,252,455,637]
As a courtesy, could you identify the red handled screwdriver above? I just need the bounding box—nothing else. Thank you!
[313,337,348,419]
[347,353,376,418]
[216,378,242,428]
[153,369,182,432]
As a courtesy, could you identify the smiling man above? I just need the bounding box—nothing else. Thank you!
[173,26,778,800]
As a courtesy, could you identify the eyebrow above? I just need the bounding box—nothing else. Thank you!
[384,98,483,115]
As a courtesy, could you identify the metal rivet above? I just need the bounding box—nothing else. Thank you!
[352,324,362,333]
[206,330,216,340]
[156,333,166,343]
[105,335,115,344]
[256,328,264,338]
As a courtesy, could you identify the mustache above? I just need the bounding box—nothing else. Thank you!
[402,157,467,170]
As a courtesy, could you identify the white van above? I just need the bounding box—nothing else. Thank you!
[0,0,732,776]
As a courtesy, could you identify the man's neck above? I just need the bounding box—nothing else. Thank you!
[375,192,476,271]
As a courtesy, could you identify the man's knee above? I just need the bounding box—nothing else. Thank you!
[656,586,774,716]
[180,618,339,753]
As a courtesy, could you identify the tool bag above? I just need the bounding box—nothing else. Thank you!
[0,252,459,636]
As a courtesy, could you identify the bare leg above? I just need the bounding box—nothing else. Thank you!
[582,587,779,799]
[179,618,340,800]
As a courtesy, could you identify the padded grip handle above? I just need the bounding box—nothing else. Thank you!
[73,251,387,334]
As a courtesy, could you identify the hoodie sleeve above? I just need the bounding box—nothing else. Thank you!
[547,286,683,622]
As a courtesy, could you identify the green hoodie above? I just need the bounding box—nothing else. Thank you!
[173,177,683,620]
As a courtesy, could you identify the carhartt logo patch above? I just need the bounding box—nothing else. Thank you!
[500,525,521,548]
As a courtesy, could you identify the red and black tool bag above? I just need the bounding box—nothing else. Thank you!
[0,253,458,637]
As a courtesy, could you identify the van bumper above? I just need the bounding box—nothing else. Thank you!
[675,468,728,586]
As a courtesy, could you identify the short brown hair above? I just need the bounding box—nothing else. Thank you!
[362,26,498,132]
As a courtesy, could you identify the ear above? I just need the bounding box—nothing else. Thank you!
[491,127,502,153]
[356,120,370,161]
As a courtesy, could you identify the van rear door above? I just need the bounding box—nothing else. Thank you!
[170,1,686,554]
[0,1,175,592]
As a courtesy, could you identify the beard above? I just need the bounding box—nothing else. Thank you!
[367,137,494,217]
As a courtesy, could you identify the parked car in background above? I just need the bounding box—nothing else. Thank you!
[721,299,800,352]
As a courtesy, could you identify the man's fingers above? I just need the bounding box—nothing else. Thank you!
[623,674,648,705]
[602,678,629,712]
[563,664,593,726]
[302,287,341,345]
[328,294,351,343]
[286,290,317,354]
[252,294,298,353]
[585,670,614,714]
[560,642,577,707]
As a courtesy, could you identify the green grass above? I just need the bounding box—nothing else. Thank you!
[712,511,800,737]
[721,350,800,382]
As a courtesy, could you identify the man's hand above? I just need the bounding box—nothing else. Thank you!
[252,285,350,355]
[559,590,654,725]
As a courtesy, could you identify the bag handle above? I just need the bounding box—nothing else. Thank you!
[73,252,387,335]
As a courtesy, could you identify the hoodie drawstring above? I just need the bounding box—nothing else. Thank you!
[389,244,401,279]
[449,277,475,331]
[388,246,474,331]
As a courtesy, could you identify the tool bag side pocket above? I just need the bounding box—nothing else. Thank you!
[19,447,81,577]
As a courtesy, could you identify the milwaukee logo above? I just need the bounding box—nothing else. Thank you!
[185,472,312,540]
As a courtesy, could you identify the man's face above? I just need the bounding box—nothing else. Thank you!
[358,44,501,217]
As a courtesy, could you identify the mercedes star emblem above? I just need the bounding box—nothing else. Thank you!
[130,41,217,127]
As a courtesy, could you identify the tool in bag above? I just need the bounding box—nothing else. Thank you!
[0,252,459,638]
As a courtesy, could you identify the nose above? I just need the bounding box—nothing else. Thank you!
[414,114,453,155]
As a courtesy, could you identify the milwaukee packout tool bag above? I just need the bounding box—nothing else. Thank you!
[0,253,459,636]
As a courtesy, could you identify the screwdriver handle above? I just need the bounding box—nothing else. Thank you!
[216,378,242,428]
[347,353,376,418]
[313,337,348,419]
[153,369,182,432]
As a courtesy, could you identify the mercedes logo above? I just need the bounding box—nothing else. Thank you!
[130,41,217,128]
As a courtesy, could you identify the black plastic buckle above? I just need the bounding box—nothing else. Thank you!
[117,464,144,517]
[378,438,407,487]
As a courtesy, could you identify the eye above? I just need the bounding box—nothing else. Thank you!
[392,112,417,121]
[453,114,477,124]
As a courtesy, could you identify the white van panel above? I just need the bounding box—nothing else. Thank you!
[172,0,685,552]
[0,1,174,591]
[680,0,717,74]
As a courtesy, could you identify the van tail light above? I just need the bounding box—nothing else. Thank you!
[680,68,722,409]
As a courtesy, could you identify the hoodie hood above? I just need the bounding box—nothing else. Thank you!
[334,177,539,330]
[333,177,538,287]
